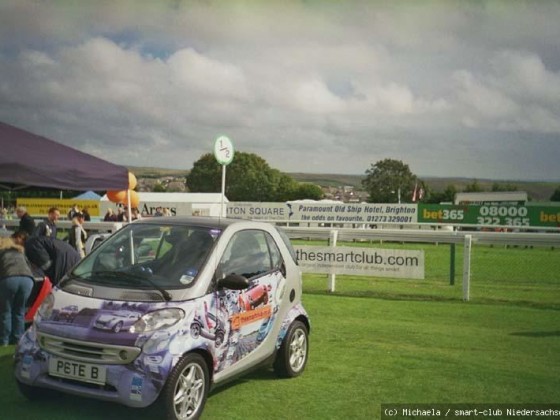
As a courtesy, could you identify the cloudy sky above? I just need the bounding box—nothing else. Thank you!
[1,1,559,181]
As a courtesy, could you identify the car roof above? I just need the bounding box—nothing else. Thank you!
[133,216,267,230]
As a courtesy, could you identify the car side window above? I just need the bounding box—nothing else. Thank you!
[219,230,272,279]
[265,232,282,270]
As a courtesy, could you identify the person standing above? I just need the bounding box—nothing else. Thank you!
[16,206,35,236]
[67,204,80,221]
[34,207,60,239]
[69,213,87,258]
[82,208,91,222]
[103,208,118,222]
[0,236,34,346]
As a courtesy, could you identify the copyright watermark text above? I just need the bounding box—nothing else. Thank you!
[381,404,560,419]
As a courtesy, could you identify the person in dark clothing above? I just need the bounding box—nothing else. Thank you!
[0,236,34,345]
[103,208,118,222]
[82,208,91,222]
[16,206,35,236]
[12,232,80,286]
[34,207,60,239]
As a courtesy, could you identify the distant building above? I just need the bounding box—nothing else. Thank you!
[454,191,528,205]
[100,192,227,217]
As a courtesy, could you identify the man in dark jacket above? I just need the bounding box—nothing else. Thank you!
[16,206,35,236]
[12,232,80,286]
[34,207,60,239]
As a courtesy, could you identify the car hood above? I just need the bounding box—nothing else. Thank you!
[36,289,179,347]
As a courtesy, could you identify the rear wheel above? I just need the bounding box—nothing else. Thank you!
[158,353,209,420]
[274,320,308,378]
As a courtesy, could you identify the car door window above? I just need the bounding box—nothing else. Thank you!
[265,232,282,270]
[220,230,272,279]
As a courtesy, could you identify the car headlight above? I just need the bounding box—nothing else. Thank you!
[130,308,185,334]
[35,293,55,321]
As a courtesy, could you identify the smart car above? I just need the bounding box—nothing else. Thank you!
[14,217,310,420]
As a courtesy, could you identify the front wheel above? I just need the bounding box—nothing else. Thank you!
[158,353,209,420]
[274,320,309,378]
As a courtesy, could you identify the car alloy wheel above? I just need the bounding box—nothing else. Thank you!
[160,353,209,420]
[274,320,308,378]
[288,326,307,373]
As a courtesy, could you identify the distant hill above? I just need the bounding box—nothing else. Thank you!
[128,167,558,202]
[128,166,188,178]
[289,172,364,188]
[284,173,559,202]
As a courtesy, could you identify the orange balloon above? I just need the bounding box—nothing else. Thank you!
[107,190,127,204]
[126,189,140,209]
[128,172,137,190]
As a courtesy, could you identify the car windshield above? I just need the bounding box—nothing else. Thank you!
[71,223,220,290]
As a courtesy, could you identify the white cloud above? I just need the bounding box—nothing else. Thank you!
[0,1,559,180]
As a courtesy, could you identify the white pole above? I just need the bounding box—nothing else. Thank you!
[127,189,132,222]
[221,164,226,218]
[463,234,472,301]
[328,229,338,292]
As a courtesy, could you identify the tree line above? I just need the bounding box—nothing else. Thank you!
[3,153,559,204]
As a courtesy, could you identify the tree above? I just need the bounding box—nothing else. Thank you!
[551,186,560,202]
[272,171,299,202]
[491,182,518,192]
[153,182,167,192]
[292,183,324,200]
[186,154,221,193]
[425,184,457,204]
[464,180,484,192]
[187,151,322,201]
[362,159,418,203]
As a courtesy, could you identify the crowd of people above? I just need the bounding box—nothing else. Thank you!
[1,202,178,344]
[0,204,90,344]
[102,205,172,221]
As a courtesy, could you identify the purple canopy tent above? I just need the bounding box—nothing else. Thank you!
[0,121,129,191]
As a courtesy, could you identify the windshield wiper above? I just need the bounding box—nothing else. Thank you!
[59,274,87,288]
[87,270,172,302]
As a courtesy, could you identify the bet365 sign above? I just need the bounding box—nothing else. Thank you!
[418,204,560,228]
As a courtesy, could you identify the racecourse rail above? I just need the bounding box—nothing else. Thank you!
[2,219,559,301]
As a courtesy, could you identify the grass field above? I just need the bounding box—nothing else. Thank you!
[0,243,558,419]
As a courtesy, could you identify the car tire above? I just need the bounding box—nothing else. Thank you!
[157,353,209,420]
[274,320,308,378]
[112,321,124,333]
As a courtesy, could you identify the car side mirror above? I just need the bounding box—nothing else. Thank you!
[217,274,250,290]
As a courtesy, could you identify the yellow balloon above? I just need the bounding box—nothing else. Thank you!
[128,172,137,190]
[126,189,140,209]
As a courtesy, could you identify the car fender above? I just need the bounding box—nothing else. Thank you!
[275,303,310,349]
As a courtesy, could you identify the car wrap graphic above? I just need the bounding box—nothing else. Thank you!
[14,271,308,407]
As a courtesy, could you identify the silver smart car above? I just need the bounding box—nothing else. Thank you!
[15,217,310,420]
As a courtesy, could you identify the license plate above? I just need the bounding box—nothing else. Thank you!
[48,357,106,385]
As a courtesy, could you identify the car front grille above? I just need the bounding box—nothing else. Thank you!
[37,331,141,364]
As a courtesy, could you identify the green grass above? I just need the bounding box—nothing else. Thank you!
[1,295,558,419]
[297,240,560,309]
[1,241,558,419]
